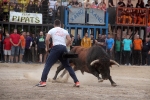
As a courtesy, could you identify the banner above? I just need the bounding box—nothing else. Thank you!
[69,8,85,24]
[88,9,105,25]
[9,11,42,24]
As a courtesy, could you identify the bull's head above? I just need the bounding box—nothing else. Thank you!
[90,59,119,80]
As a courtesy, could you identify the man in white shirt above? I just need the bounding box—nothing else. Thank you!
[36,19,80,87]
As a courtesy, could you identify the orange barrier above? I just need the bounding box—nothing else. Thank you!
[116,7,148,26]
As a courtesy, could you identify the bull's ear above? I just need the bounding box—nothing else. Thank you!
[110,60,119,67]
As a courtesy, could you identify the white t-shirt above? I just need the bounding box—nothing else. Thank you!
[48,27,69,46]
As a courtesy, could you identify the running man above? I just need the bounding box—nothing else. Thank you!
[36,19,80,87]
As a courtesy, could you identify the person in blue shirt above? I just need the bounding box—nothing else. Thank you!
[122,34,132,66]
[106,34,114,59]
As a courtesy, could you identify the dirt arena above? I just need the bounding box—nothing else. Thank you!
[0,63,150,100]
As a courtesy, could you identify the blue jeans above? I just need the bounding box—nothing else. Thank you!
[11,46,19,56]
[41,45,79,83]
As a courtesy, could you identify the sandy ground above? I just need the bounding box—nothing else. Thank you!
[0,63,150,100]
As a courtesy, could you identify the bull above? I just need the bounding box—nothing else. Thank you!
[53,46,119,86]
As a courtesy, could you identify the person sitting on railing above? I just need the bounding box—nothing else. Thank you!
[108,0,115,7]
[126,0,133,8]
[136,0,144,8]
[35,1,42,13]
[145,0,150,8]
[117,0,125,7]
[72,0,79,8]
[14,4,21,12]
[26,1,35,13]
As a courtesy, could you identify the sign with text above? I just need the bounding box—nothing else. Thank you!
[9,11,42,24]
[88,9,105,25]
[69,8,85,24]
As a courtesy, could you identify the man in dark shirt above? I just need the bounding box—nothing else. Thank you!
[118,0,125,7]
[95,34,106,50]
[90,34,95,46]
[75,34,81,46]
[142,37,150,65]
[36,31,45,63]
[109,0,115,7]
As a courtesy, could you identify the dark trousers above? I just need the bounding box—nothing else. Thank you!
[24,48,31,62]
[142,52,148,65]
[115,51,120,64]
[41,45,78,83]
[133,50,141,65]
[124,51,130,65]
[107,49,113,59]
[147,54,150,65]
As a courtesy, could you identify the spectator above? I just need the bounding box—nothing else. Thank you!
[145,0,150,8]
[47,8,54,24]
[122,35,132,66]
[26,1,35,13]
[14,4,21,12]
[75,34,81,46]
[19,31,26,63]
[2,2,9,21]
[31,34,36,63]
[36,31,45,63]
[133,35,143,65]
[95,34,106,50]
[72,0,79,7]
[142,37,150,65]
[70,34,76,50]
[97,1,106,11]
[79,2,83,7]
[118,0,126,7]
[108,0,115,7]
[81,32,91,48]
[106,34,114,59]
[84,0,91,8]
[126,0,133,7]
[3,32,11,63]
[67,2,72,8]
[90,34,95,46]
[10,29,21,63]
[136,0,144,8]
[24,32,32,63]
[9,2,14,11]
[36,1,42,13]
[91,1,97,9]
[115,37,121,64]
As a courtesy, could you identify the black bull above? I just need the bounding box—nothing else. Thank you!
[53,46,119,86]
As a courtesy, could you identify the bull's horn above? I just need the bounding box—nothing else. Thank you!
[110,60,119,67]
[90,59,99,66]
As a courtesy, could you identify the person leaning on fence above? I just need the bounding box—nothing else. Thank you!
[106,34,114,59]
[10,29,21,63]
[142,37,150,65]
[36,31,46,64]
[133,35,143,66]
[81,32,91,48]
[3,32,11,63]
[24,32,32,63]
[19,31,26,63]
[122,34,132,66]
[36,19,80,87]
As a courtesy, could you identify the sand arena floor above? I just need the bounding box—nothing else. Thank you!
[0,63,150,100]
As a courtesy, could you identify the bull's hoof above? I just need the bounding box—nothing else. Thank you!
[111,83,117,87]
[52,79,57,83]
[98,79,103,82]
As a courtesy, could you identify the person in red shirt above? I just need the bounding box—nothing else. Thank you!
[10,29,21,63]
[3,32,11,62]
